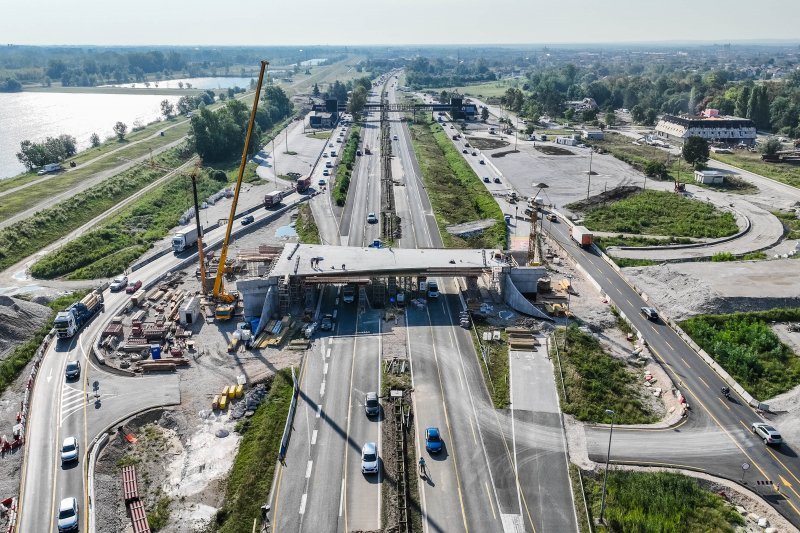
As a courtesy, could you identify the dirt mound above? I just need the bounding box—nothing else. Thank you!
[0,296,52,360]
[491,149,520,158]
[566,185,641,213]
[535,145,575,156]
[467,137,509,151]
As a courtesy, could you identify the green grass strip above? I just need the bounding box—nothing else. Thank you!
[215,368,294,533]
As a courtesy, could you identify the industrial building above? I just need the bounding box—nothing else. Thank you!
[655,110,756,146]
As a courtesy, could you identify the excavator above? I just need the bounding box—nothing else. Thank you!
[212,60,269,320]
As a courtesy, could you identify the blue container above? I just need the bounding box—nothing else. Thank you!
[150,344,162,360]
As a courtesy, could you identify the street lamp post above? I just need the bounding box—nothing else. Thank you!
[599,408,616,524]
[586,149,593,200]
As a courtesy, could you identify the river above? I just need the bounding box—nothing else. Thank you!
[0,76,261,180]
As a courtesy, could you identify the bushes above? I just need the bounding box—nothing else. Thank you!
[581,190,738,238]
[332,128,360,206]
[584,470,743,532]
[681,309,800,399]
[555,326,655,424]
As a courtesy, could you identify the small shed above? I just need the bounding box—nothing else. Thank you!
[556,136,578,146]
[694,170,727,184]
[582,130,604,140]
[180,296,201,326]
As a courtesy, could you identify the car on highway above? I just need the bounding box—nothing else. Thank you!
[465,142,470,147]
[342,285,356,304]
[57,497,79,532]
[546,214,558,222]
[330,150,337,157]
[125,280,142,294]
[752,422,782,445]
[361,442,380,474]
[356,150,362,156]
[367,212,378,224]
[109,275,128,292]
[323,169,330,176]
[640,307,658,321]
[337,138,343,143]
[427,280,439,298]
[329,143,334,147]
[320,314,333,331]
[471,151,477,156]
[240,215,255,226]
[65,360,81,380]
[60,436,79,465]
[325,161,333,168]
[425,427,443,453]
[322,152,328,158]
[393,135,398,140]
[493,177,501,184]
[504,214,512,224]
[479,160,485,165]
[318,178,326,186]
[462,149,468,154]
[483,176,490,183]
[365,392,380,417]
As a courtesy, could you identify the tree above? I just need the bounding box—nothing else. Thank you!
[480,107,489,122]
[440,90,448,103]
[177,95,195,115]
[90,133,101,147]
[347,86,368,121]
[312,82,320,97]
[113,121,128,141]
[682,136,710,170]
[735,85,751,117]
[760,138,782,156]
[604,111,616,127]
[644,160,667,179]
[160,99,175,120]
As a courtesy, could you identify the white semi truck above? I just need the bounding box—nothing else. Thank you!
[172,226,199,253]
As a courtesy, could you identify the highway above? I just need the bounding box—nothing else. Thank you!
[544,216,800,528]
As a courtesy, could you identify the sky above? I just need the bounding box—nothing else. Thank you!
[2,0,800,46]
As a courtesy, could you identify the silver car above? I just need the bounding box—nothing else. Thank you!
[752,422,782,445]
[61,436,79,464]
[57,497,79,531]
[361,442,379,474]
[364,392,379,417]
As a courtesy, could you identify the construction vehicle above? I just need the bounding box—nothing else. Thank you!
[188,161,208,294]
[674,181,686,193]
[172,226,199,253]
[295,176,312,194]
[264,190,285,208]
[212,60,269,320]
[570,226,593,248]
[54,289,104,338]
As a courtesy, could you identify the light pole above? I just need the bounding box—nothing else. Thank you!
[599,408,616,525]
[586,148,593,200]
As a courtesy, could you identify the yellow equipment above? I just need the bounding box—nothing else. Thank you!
[211,60,269,316]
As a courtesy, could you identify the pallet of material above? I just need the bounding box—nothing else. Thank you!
[131,310,147,323]
[505,327,535,336]
[266,319,295,346]
[121,465,140,503]
[138,361,176,373]
[101,323,124,338]
[143,328,166,340]
[128,499,151,533]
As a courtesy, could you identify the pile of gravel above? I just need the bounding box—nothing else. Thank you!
[0,296,52,360]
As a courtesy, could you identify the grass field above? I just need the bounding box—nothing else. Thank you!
[553,326,656,424]
[305,131,331,140]
[215,368,294,533]
[431,79,525,99]
[773,210,800,240]
[681,308,800,399]
[469,322,510,409]
[332,127,360,206]
[295,203,321,244]
[408,117,505,249]
[713,151,800,189]
[583,470,743,532]
[578,190,738,239]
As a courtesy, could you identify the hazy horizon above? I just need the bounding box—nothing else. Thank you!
[4,0,800,47]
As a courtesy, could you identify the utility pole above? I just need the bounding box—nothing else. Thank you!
[586,149,593,200]
[599,409,617,525]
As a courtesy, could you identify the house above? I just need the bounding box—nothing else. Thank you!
[309,112,339,129]
[655,114,756,146]
[565,98,598,112]
[582,130,604,140]
[556,137,577,146]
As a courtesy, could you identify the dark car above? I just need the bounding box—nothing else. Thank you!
[483,176,490,183]
[425,427,443,453]
[471,151,477,156]
[640,307,658,321]
[493,177,501,184]
[241,215,255,226]
[65,360,81,380]
[320,314,333,331]
[479,160,485,165]
[365,392,380,417]
[462,149,468,154]
[125,280,142,294]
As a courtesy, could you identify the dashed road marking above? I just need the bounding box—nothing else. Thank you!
[306,460,313,478]
[316,404,322,418]
[299,493,307,515]
[320,381,326,397]
[311,430,318,445]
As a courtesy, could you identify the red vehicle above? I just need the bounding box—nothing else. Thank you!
[126,280,142,294]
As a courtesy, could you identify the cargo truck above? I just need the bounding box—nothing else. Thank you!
[570,226,593,248]
[296,176,312,193]
[172,226,199,253]
[264,190,285,208]
[54,289,104,339]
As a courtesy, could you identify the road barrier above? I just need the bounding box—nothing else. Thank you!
[278,366,299,462]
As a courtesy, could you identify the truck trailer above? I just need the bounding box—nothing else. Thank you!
[264,190,285,208]
[570,226,593,248]
[172,226,199,253]
[295,176,312,194]
[54,289,104,339]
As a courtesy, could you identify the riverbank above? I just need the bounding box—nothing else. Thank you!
[23,85,203,96]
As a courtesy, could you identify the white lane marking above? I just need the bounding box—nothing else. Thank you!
[299,493,307,515]
[339,478,345,517]
[326,348,331,359]
[323,363,329,375]
[328,338,333,347]
[316,404,322,418]
[306,460,313,478]
[311,430,318,445]
[320,381,326,397]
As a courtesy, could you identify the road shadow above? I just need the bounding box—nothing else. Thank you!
[773,444,798,459]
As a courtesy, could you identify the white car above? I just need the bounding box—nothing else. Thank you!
[361,442,380,474]
[110,275,128,292]
[57,497,79,532]
[61,436,79,464]
[752,422,782,445]
[366,212,378,224]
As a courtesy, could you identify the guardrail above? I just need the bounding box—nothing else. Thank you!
[278,366,299,462]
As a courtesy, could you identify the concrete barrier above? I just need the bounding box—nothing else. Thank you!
[278,367,300,462]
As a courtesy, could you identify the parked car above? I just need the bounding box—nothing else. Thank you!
[240,215,255,226]
[61,436,79,465]
[365,392,380,417]
[640,307,658,321]
[65,360,81,380]
[320,314,333,331]
[752,422,782,445]
[57,497,79,532]
[425,427,443,453]
[109,275,128,292]
[125,280,142,294]
[361,442,380,474]
[367,212,378,224]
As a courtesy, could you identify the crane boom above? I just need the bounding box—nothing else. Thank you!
[212,60,269,302]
